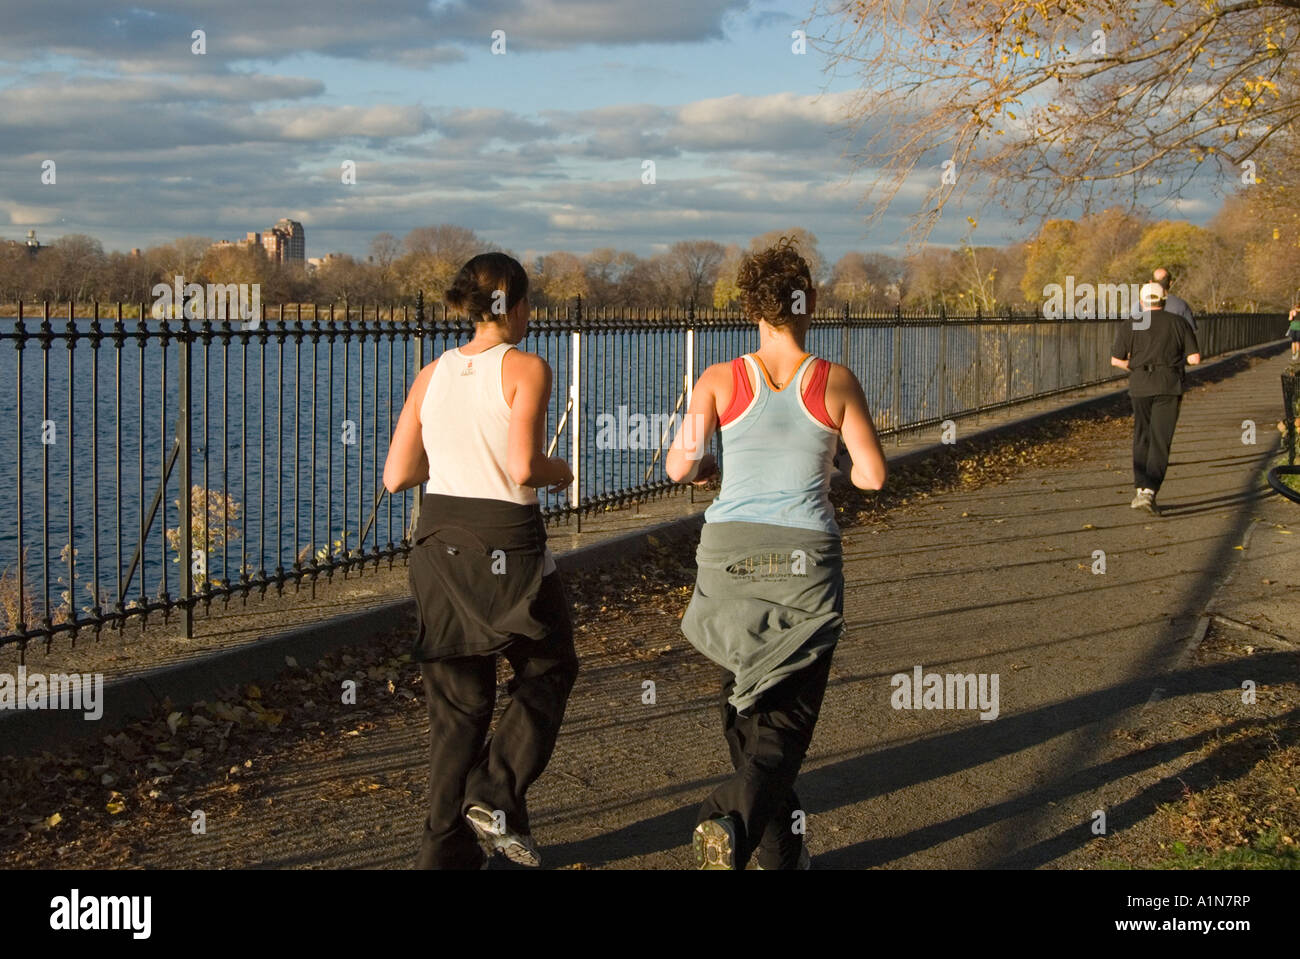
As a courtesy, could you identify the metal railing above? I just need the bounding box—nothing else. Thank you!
[0,299,1283,650]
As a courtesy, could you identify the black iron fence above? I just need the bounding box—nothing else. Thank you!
[0,298,1283,650]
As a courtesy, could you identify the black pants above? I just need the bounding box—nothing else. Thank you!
[1132,393,1182,493]
[415,572,579,869]
[696,649,835,869]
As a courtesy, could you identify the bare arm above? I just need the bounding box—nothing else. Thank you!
[505,350,572,491]
[1110,356,1130,371]
[383,361,435,493]
[666,364,724,483]
[826,364,887,490]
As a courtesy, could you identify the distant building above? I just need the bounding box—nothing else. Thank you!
[306,252,346,274]
[4,230,42,256]
[250,230,283,262]
[275,219,305,261]
[210,218,306,265]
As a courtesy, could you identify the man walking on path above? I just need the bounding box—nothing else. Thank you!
[1111,283,1202,515]
[1152,268,1195,332]
[1287,304,1299,361]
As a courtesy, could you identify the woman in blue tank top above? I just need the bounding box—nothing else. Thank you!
[666,237,887,869]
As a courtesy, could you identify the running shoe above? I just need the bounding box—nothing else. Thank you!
[465,804,542,867]
[693,816,739,870]
[1131,488,1158,512]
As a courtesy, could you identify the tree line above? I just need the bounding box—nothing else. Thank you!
[2,193,1296,315]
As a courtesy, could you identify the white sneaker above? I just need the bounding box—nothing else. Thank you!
[1131,488,1159,514]
[465,804,542,867]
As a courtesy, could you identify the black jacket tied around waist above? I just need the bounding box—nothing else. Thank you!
[408,493,552,661]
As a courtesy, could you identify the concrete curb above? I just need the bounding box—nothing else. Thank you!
[2,339,1286,755]
[0,513,709,756]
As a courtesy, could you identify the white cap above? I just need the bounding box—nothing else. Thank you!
[1139,282,1165,307]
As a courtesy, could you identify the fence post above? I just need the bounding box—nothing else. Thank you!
[1005,308,1013,404]
[571,296,582,531]
[411,291,425,536]
[842,302,851,371]
[939,305,947,421]
[1032,318,1040,397]
[1056,317,1063,392]
[179,310,193,638]
[686,306,695,503]
[685,302,695,407]
[892,307,902,446]
[974,309,982,424]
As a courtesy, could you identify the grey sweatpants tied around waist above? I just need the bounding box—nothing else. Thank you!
[682,520,844,714]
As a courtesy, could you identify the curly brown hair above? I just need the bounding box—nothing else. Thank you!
[737,236,813,327]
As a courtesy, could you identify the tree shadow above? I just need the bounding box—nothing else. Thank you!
[1155,486,1273,517]
[541,650,1297,869]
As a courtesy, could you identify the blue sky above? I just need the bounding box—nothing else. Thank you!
[0,0,1222,266]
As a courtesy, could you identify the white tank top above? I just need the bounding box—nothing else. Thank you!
[422,342,537,505]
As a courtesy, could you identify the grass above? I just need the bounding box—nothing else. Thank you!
[1149,831,1300,869]
[1094,716,1300,871]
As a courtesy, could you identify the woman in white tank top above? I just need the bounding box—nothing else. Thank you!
[383,252,579,870]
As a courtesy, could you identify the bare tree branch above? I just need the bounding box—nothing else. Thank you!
[810,0,1300,245]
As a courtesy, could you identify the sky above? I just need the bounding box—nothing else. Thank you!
[0,0,1227,265]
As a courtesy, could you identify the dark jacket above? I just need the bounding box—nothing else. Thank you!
[408,492,555,661]
[1111,308,1201,397]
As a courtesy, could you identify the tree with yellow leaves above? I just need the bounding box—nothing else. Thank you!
[810,0,1300,243]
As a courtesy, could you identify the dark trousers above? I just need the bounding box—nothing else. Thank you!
[1132,393,1182,493]
[415,573,579,869]
[696,650,835,869]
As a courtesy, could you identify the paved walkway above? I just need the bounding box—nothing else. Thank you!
[8,347,1297,869]
[0,373,1135,683]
